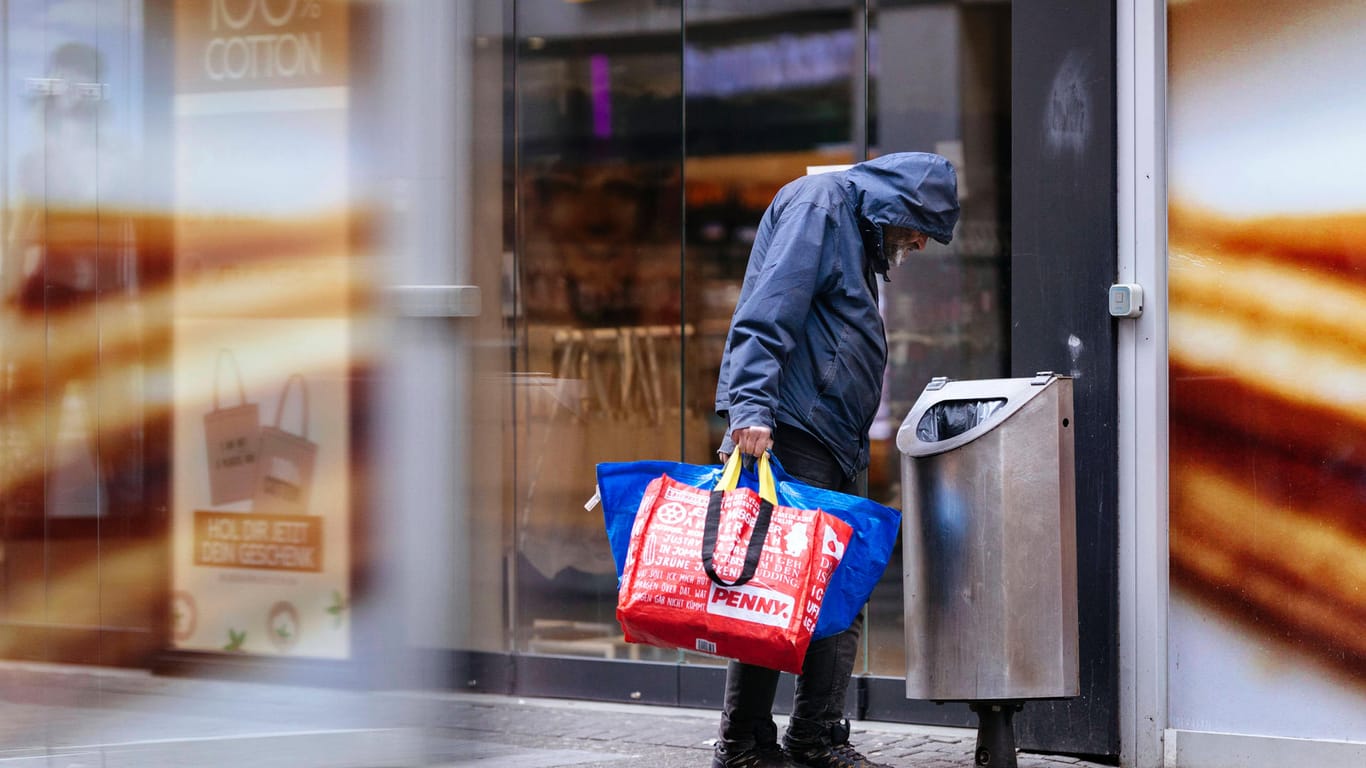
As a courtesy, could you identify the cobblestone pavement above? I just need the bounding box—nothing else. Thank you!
[427,696,1112,768]
[0,662,1113,768]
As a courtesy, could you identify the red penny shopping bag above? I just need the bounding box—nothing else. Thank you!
[616,452,852,673]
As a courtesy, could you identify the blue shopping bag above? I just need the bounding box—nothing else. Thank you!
[598,453,901,641]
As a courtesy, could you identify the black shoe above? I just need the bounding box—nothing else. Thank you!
[784,719,891,768]
[713,741,793,768]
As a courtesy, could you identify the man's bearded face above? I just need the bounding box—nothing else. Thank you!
[884,226,930,266]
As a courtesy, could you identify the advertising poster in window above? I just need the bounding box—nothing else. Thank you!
[1168,0,1365,740]
[170,0,353,658]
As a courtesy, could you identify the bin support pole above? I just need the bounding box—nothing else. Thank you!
[969,701,1023,768]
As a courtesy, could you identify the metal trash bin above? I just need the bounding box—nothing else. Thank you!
[897,372,1078,767]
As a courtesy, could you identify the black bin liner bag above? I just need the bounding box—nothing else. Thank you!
[915,398,1007,442]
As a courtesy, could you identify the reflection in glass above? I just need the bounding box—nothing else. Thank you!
[511,0,685,661]
[863,0,1011,677]
[682,1,861,666]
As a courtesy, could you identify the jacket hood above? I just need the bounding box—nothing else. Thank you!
[843,152,960,245]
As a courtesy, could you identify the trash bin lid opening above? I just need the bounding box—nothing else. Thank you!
[915,398,1008,442]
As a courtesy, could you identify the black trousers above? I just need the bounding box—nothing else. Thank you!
[719,423,864,750]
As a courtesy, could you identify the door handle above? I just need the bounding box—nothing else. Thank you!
[384,285,481,318]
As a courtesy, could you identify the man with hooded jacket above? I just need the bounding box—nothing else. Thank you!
[713,152,960,768]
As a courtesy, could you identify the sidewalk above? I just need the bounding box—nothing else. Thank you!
[427,695,1110,768]
[0,662,1112,768]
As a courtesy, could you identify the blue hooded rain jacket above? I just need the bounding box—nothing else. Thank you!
[715,152,960,479]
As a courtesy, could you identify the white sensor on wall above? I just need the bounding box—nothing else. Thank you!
[1108,283,1143,318]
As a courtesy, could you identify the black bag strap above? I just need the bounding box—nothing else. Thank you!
[701,490,774,588]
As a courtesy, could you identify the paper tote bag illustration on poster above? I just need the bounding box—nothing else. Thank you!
[204,349,260,505]
[615,452,852,673]
[253,374,318,515]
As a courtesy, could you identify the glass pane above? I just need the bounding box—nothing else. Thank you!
[0,0,160,667]
[1167,0,1366,740]
[863,0,1012,677]
[511,0,685,661]
[683,0,861,667]
[463,0,516,654]
[372,1,512,658]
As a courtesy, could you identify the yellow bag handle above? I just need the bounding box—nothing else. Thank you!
[717,450,777,505]
[704,450,779,588]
